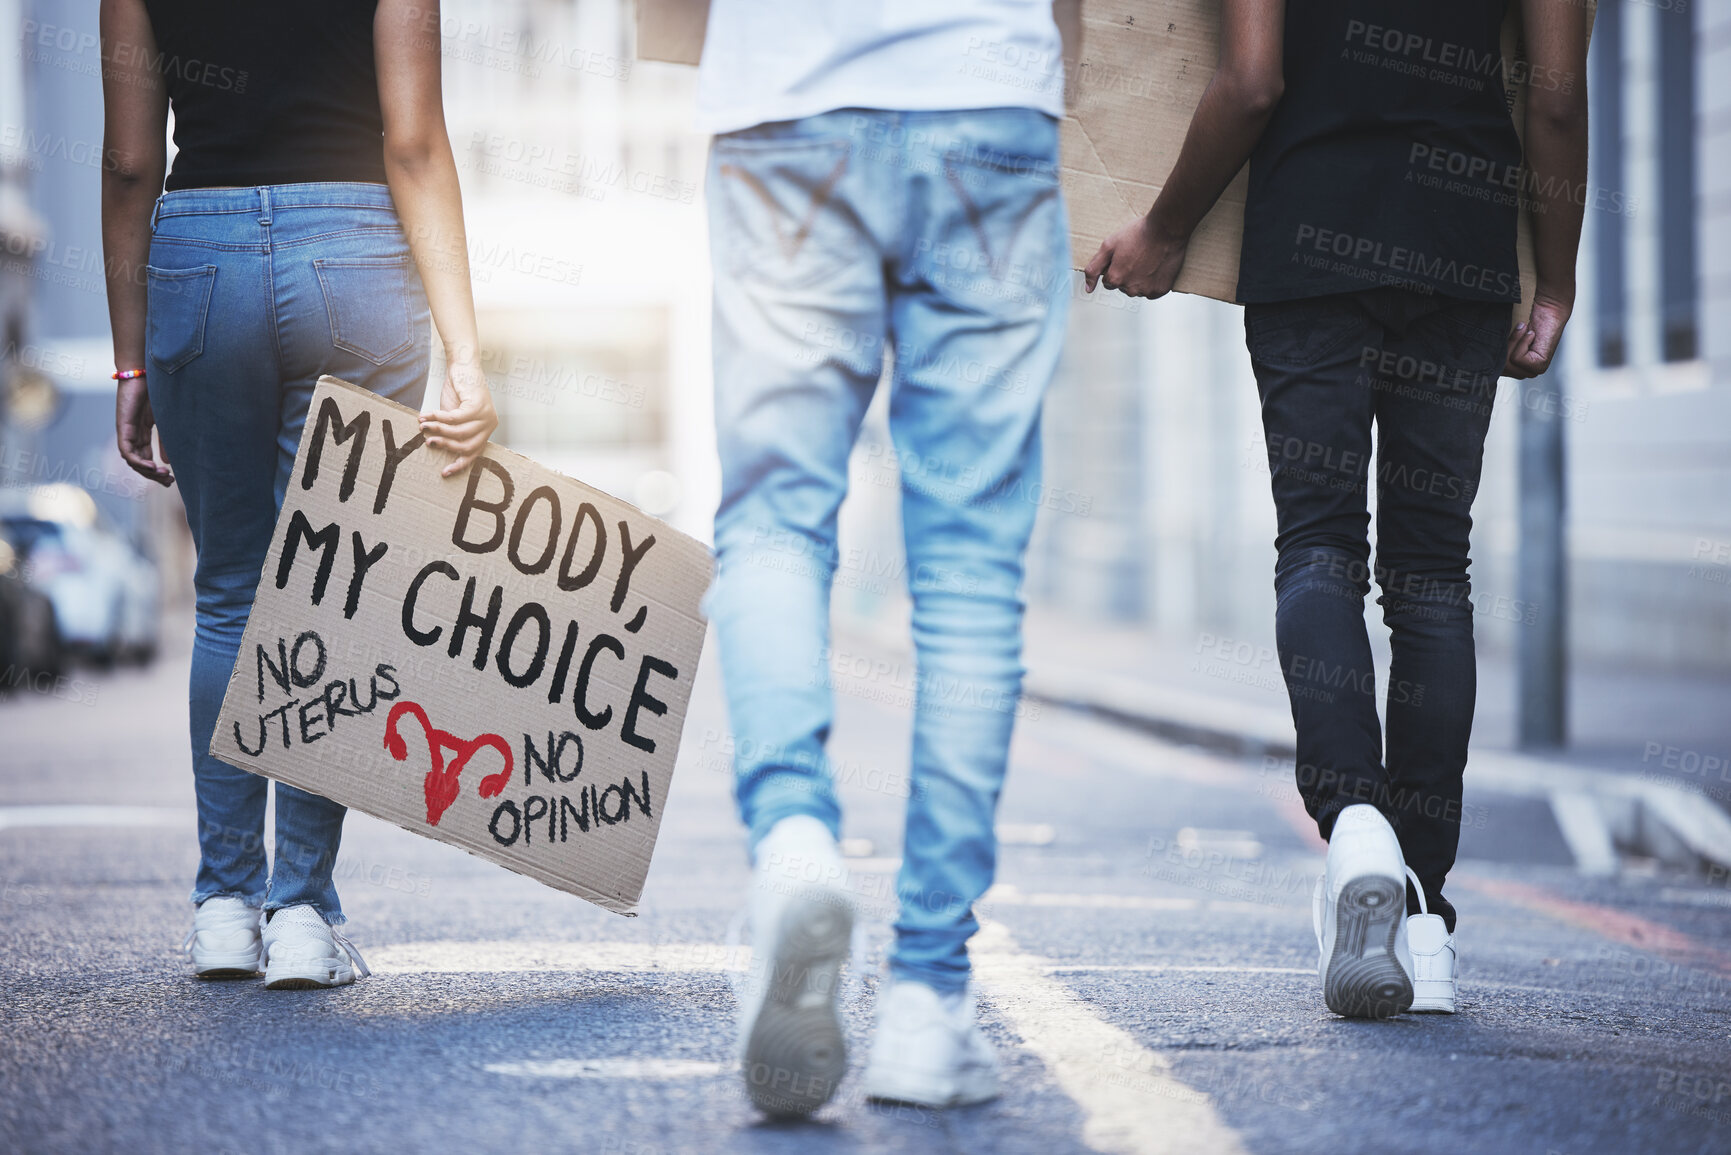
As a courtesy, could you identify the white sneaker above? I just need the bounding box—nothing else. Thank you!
[737,816,854,1117]
[260,904,369,990]
[1406,868,1457,1013]
[184,896,261,979]
[1312,804,1413,1019]
[862,980,1000,1108]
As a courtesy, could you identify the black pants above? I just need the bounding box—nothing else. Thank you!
[1244,289,1511,933]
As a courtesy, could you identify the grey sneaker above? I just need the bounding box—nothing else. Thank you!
[736,816,854,1117]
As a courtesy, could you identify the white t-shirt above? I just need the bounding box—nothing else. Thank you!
[694,1,1065,136]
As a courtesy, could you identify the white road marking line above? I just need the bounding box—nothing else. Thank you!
[986,884,1281,914]
[367,940,748,974]
[1045,964,1315,975]
[972,920,1249,1155]
[485,1059,727,1079]
[998,822,1057,846]
[1548,790,1618,877]
[1659,887,1731,908]
[0,805,189,830]
[1176,828,1263,859]
[842,857,902,875]
[378,932,1250,1152]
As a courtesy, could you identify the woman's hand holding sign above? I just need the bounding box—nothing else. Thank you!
[420,353,498,478]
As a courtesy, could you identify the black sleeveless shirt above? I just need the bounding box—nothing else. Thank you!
[142,0,388,191]
[1237,0,1523,304]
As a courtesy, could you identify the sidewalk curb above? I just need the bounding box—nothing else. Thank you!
[1025,664,1731,878]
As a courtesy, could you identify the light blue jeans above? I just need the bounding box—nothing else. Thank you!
[145,183,431,923]
[707,108,1069,991]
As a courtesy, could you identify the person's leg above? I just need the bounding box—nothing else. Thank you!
[262,183,434,925]
[707,112,892,1117]
[706,114,891,854]
[1248,293,1417,1018]
[880,107,1067,996]
[1367,295,1508,934]
[145,194,279,917]
[1244,294,1386,837]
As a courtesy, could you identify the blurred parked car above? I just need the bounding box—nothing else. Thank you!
[0,524,62,691]
[0,484,159,665]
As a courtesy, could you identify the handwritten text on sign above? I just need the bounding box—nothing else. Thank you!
[211,377,711,914]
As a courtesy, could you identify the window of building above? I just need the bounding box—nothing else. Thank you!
[1590,0,1626,368]
[1657,6,1698,362]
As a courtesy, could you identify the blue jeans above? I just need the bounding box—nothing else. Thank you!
[145,183,431,922]
[706,108,1069,992]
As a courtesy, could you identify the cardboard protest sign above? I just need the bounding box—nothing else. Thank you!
[636,0,1592,316]
[1058,0,1594,316]
[211,377,711,914]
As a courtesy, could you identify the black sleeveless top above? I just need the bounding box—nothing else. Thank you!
[1237,0,1523,304]
[143,0,388,191]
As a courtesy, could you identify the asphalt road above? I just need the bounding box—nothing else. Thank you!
[3,621,1729,1155]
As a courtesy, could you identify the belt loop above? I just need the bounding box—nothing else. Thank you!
[258,185,271,225]
[149,195,163,232]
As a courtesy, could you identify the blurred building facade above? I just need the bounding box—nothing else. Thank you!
[438,0,715,541]
[3,0,180,576]
[2,0,1724,685]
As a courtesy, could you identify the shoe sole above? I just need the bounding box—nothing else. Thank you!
[1323,875,1413,1019]
[264,966,355,990]
[1411,985,1457,1013]
[742,889,852,1118]
[193,950,260,980]
[864,1066,999,1109]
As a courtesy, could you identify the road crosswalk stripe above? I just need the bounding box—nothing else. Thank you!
[367,940,746,973]
[485,1059,727,1079]
[369,931,1250,1150]
[0,805,189,829]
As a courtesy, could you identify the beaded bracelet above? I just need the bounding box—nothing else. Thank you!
[112,368,147,381]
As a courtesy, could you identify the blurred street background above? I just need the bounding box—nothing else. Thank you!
[3,3,1730,1154]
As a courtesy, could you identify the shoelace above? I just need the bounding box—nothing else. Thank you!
[330,928,371,978]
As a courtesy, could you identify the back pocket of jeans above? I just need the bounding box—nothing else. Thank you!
[314,257,415,365]
[712,138,858,291]
[145,264,217,373]
[1245,298,1365,370]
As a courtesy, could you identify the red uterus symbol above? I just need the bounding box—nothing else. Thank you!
[383,701,514,826]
